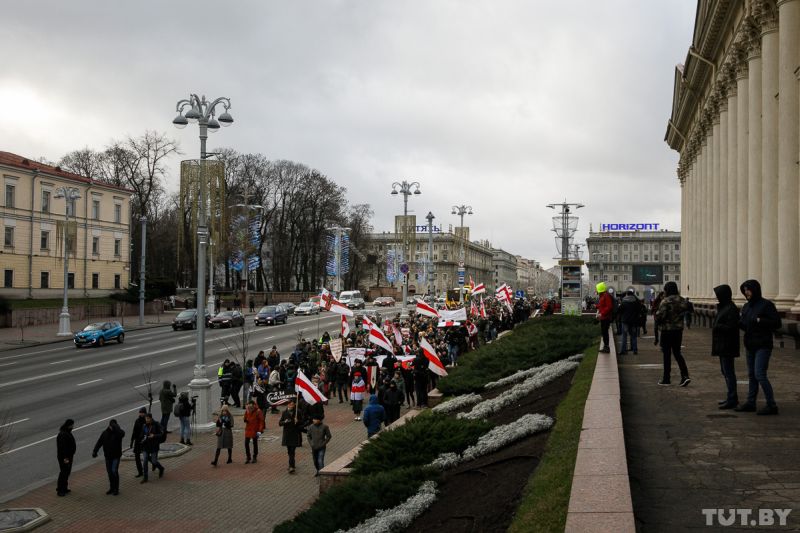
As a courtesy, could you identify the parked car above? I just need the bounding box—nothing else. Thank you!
[346,297,366,310]
[255,305,288,326]
[209,310,245,328]
[74,321,125,348]
[171,309,211,330]
[294,301,320,315]
[373,296,396,307]
[406,297,417,305]
[278,302,296,314]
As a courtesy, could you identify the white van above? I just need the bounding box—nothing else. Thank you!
[338,290,362,303]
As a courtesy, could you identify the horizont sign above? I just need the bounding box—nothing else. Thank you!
[600,223,661,232]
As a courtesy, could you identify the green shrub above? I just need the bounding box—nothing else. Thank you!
[274,467,435,533]
[436,315,598,396]
[349,411,492,477]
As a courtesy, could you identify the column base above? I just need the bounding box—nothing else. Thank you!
[188,376,215,427]
[790,294,800,314]
[774,294,797,312]
[57,310,72,337]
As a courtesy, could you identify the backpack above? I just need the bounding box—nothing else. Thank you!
[173,403,182,417]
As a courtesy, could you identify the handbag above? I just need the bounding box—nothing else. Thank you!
[215,427,222,436]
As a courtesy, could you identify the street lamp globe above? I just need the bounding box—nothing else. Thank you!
[172,114,188,129]
[413,187,421,195]
[391,189,399,195]
[185,106,201,122]
[208,117,221,132]
[218,111,234,126]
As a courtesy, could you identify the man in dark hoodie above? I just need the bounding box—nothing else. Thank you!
[655,281,690,386]
[618,289,641,355]
[711,285,740,409]
[56,419,76,496]
[130,407,147,477]
[92,419,125,495]
[736,279,781,415]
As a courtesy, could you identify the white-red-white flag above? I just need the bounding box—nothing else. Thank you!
[480,300,487,318]
[362,315,376,331]
[392,323,403,347]
[415,299,439,319]
[320,288,354,317]
[341,315,350,338]
[470,300,479,317]
[419,336,448,377]
[471,282,486,296]
[295,369,327,405]
[467,322,478,336]
[369,324,394,352]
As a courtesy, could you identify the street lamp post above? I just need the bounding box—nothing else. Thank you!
[391,181,421,312]
[451,204,473,303]
[54,187,81,336]
[173,93,234,425]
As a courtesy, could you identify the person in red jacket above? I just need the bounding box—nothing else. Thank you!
[243,400,265,464]
[596,282,613,353]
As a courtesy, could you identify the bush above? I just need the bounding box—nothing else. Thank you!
[436,315,598,396]
[0,296,9,315]
[349,411,492,477]
[274,467,435,533]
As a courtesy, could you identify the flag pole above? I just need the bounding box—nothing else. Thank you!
[294,392,299,423]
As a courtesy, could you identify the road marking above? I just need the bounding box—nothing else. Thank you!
[134,380,157,389]
[48,359,72,365]
[176,334,194,339]
[121,347,136,351]
[0,362,17,368]
[0,345,69,361]
[159,360,178,366]
[0,418,29,428]
[77,379,102,386]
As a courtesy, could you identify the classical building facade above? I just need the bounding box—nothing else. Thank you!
[0,152,132,299]
[586,230,681,301]
[666,0,800,313]
[492,248,518,288]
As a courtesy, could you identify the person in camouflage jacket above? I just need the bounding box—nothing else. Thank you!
[655,281,690,386]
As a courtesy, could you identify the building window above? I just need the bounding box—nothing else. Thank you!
[624,274,630,280]
[67,273,75,289]
[92,199,100,220]
[41,190,50,214]
[654,254,659,261]
[676,254,680,261]
[114,274,121,289]
[66,197,76,217]
[114,239,121,256]
[613,255,618,261]
[633,244,639,251]
[4,227,13,247]
[665,254,670,261]
[40,271,49,288]
[92,273,99,289]
[675,275,680,282]
[674,244,679,250]
[115,204,122,222]
[665,275,670,281]
[593,275,598,281]
[92,236,100,255]
[623,254,629,261]
[40,230,50,250]
[3,269,12,288]
[4,184,15,208]
[644,254,649,261]
[623,244,628,251]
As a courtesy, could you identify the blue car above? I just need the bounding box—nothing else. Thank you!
[74,321,125,348]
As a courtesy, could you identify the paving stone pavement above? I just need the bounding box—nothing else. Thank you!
[4,398,384,532]
[619,318,800,532]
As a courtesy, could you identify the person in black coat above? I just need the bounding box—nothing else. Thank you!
[334,361,350,403]
[736,279,782,415]
[413,351,429,407]
[618,290,641,355]
[711,285,740,409]
[279,400,303,474]
[140,413,165,482]
[56,419,76,496]
[130,407,147,477]
[382,380,403,425]
[92,419,125,495]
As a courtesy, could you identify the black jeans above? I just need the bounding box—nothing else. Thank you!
[105,457,120,493]
[719,357,738,404]
[335,382,347,402]
[286,446,296,468]
[600,319,611,348]
[245,436,259,460]
[660,329,689,381]
[133,445,143,475]
[57,458,72,494]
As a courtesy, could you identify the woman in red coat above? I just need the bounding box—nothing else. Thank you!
[243,400,265,464]
[596,282,613,353]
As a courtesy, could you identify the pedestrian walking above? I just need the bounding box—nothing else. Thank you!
[652,291,665,344]
[158,380,177,435]
[92,419,125,495]
[306,416,332,476]
[56,419,76,497]
[618,289,640,355]
[249,299,255,313]
[243,400,265,464]
[335,360,350,403]
[176,392,194,445]
[230,361,243,408]
[655,281,691,387]
[140,413,165,483]
[211,405,234,466]
[736,279,782,415]
[279,399,303,474]
[362,394,386,438]
[596,282,613,353]
[351,372,366,420]
[711,285,740,409]
[130,407,147,478]
[382,380,402,425]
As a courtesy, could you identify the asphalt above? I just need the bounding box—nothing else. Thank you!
[619,317,800,532]
[0,310,345,503]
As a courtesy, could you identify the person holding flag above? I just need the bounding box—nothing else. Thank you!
[341,315,350,339]
[350,372,367,421]
[278,398,303,474]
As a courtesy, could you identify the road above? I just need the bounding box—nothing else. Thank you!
[0,310,348,503]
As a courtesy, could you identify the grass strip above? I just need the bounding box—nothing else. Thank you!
[507,343,599,533]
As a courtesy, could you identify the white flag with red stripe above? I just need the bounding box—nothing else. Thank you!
[419,336,448,377]
[480,300,487,318]
[392,323,404,347]
[471,282,486,296]
[362,315,376,331]
[295,369,327,405]
[368,324,394,352]
[467,322,478,336]
[415,299,440,319]
[470,300,479,317]
[341,315,350,338]
[320,288,354,317]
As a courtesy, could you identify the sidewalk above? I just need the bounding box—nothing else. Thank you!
[619,319,800,532]
[0,313,175,352]
[4,399,376,532]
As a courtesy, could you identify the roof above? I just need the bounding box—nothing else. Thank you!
[0,151,134,193]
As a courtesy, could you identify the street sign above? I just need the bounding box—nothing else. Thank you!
[515,290,525,298]
[400,263,409,274]
[457,267,465,285]
[458,261,464,268]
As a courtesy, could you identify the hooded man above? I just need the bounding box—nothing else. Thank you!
[618,289,641,355]
[92,419,125,495]
[711,285,740,409]
[655,281,691,386]
[362,394,386,438]
[159,380,177,435]
[130,407,147,477]
[56,419,76,496]
[736,280,781,415]
[595,282,613,353]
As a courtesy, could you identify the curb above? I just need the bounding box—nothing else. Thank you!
[0,508,50,532]
[0,322,172,353]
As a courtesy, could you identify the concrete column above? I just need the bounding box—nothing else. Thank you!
[711,113,722,296]
[761,23,779,300]
[718,99,729,286]
[726,88,738,289]
[697,146,706,298]
[736,69,749,285]
[747,42,763,282]
[680,175,688,295]
[776,0,800,310]
[706,130,714,298]
[691,151,699,297]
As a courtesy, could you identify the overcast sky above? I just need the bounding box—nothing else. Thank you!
[1,1,695,269]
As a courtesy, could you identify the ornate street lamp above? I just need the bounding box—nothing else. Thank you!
[53,187,81,336]
[390,181,421,311]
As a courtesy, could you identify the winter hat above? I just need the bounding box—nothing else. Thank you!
[354,372,362,376]
[139,407,147,414]
[596,282,607,293]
